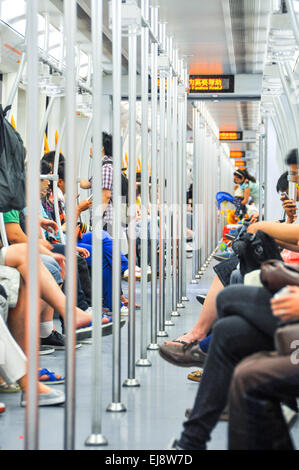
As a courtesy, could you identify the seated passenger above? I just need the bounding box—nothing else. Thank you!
[42,159,129,313]
[0,278,64,406]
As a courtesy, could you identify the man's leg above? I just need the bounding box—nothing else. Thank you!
[177,315,275,450]
[229,352,299,450]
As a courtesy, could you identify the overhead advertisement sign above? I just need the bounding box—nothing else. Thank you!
[189,75,234,93]
[219,131,243,141]
[235,161,246,167]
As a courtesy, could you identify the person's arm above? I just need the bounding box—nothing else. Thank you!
[80,178,91,190]
[241,187,251,205]
[5,223,28,244]
[76,200,92,219]
[247,220,299,244]
[275,239,299,252]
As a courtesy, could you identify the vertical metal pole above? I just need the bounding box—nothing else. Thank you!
[197,107,204,274]
[107,0,127,410]
[39,96,56,157]
[123,23,140,387]
[182,65,188,301]
[25,0,40,451]
[148,6,160,349]
[85,0,108,445]
[258,134,264,221]
[64,0,77,450]
[191,105,199,283]
[165,38,175,326]
[177,84,184,308]
[136,0,152,366]
[171,50,180,316]
[263,119,268,221]
[53,120,66,244]
[157,25,168,336]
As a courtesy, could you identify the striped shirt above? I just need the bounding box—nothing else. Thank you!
[101,156,113,227]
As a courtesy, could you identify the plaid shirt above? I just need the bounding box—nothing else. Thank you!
[101,155,113,227]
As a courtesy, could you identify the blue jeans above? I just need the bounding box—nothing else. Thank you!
[77,231,128,311]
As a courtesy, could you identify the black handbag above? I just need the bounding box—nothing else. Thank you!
[232,230,282,277]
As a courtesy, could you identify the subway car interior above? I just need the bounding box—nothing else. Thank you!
[0,0,299,452]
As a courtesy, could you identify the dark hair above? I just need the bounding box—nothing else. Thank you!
[40,160,52,175]
[233,170,245,180]
[236,169,256,183]
[276,171,288,193]
[43,151,65,168]
[57,162,65,181]
[102,132,113,157]
[285,149,299,165]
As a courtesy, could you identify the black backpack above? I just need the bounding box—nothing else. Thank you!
[232,230,283,277]
[0,105,26,212]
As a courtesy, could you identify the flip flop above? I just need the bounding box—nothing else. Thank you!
[39,368,65,385]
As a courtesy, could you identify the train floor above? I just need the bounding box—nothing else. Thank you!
[1,256,299,450]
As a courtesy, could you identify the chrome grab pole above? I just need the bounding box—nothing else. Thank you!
[263,119,269,221]
[64,0,77,450]
[258,133,264,221]
[165,37,175,325]
[285,0,299,47]
[177,73,184,308]
[181,65,188,301]
[39,96,56,158]
[85,0,108,445]
[78,116,92,196]
[148,6,160,349]
[171,50,180,316]
[25,0,40,450]
[136,0,152,366]
[53,119,66,244]
[191,105,199,283]
[6,53,27,120]
[107,0,127,411]
[123,22,140,387]
[157,22,168,337]
[197,107,203,275]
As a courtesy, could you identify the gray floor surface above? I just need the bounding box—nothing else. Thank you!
[0,256,298,450]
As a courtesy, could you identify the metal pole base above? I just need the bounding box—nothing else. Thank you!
[123,378,141,387]
[198,271,204,276]
[182,297,189,302]
[177,303,184,309]
[191,279,199,284]
[85,434,108,446]
[171,310,180,317]
[147,343,160,351]
[195,274,201,279]
[157,330,168,337]
[165,320,175,326]
[136,358,152,367]
[106,402,127,413]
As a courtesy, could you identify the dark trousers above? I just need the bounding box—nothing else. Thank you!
[52,244,90,311]
[179,285,279,450]
[229,351,299,450]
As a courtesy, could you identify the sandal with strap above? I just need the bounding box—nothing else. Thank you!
[39,368,65,385]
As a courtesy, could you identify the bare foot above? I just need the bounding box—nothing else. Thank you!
[164,331,201,346]
[75,308,92,329]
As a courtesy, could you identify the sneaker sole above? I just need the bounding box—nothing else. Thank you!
[21,396,65,407]
[39,347,55,356]
[159,348,206,368]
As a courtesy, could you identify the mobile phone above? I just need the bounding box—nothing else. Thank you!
[281,192,289,200]
[87,194,93,201]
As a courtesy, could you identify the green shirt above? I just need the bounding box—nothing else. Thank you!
[3,210,20,224]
